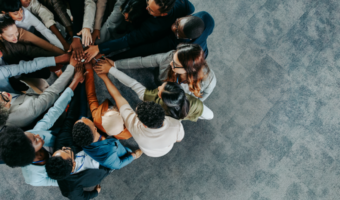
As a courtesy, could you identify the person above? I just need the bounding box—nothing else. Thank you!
[84,61,133,139]
[0,53,70,94]
[0,66,85,186]
[94,58,214,121]
[105,43,216,101]
[96,0,149,44]
[110,11,214,60]
[72,115,143,169]
[83,0,195,62]
[94,68,185,157]
[20,0,70,50]
[0,0,65,50]
[46,146,107,199]
[0,17,65,55]
[0,55,78,128]
[91,0,110,43]
[67,0,97,61]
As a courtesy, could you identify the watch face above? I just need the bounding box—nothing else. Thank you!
[81,59,85,63]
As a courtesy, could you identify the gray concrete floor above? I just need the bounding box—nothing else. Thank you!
[1,0,340,199]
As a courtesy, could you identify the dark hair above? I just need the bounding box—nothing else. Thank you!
[45,156,73,180]
[165,43,209,98]
[136,101,165,128]
[182,16,205,39]
[0,126,35,167]
[72,122,94,147]
[121,0,149,24]
[0,103,10,126]
[161,82,189,119]
[154,0,176,13]
[0,17,16,34]
[0,0,22,13]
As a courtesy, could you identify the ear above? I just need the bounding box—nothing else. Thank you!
[160,13,168,17]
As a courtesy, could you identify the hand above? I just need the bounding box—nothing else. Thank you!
[84,45,100,63]
[91,29,100,44]
[77,28,92,47]
[55,53,71,64]
[73,64,87,83]
[93,59,113,75]
[62,42,70,51]
[69,57,78,67]
[68,38,84,61]
[95,185,101,193]
[94,67,108,80]
[91,54,105,65]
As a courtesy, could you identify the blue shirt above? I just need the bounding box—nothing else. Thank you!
[0,57,55,93]
[83,137,134,170]
[21,88,74,186]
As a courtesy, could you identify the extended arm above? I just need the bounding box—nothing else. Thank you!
[100,75,128,110]
[94,0,107,30]
[200,70,217,101]
[83,0,96,32]
[27,0,55,28]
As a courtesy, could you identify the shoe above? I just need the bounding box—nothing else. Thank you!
[134,149,143,159]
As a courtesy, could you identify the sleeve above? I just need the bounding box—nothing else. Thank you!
[115,52,167,70]
[18,28,64,55]
[0,57,55,79]
[26,176,58,187]
[94,0,107,30]
[101,144,134,169]
[119,104,139,132]
[200,70,216,101]
[52,0,72,27]
[177,122,185,141]
[33,87,74,131]
[83,0,96,32]
[109,67,146,100]
[85,68,101,121]
[25,9,64,49]
[28,0,56,28]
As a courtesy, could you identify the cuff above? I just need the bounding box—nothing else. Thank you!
[73,36,81,39]
[45,20,56,28]
[64,87,74,97]
[109,66,117,75]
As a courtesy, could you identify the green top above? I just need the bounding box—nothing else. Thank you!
[143,89,204,122]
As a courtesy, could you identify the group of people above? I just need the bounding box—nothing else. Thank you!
[0,0,216,199]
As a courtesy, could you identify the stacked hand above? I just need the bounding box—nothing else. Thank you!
[74,63,87,83]
[77,28,92,47]
[93,58,114,75]
[68,38,83,61]
[91,29,100,44]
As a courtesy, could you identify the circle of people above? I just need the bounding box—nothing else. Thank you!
[0,0,216,199]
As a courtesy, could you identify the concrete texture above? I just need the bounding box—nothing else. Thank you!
[1,0,340,199]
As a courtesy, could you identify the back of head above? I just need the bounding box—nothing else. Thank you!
[162,82,189,119]
[72,122,94,147]
[0,16,15,34]
[45,156,73,180]
[182,16,205,39]
[136,101,165,128]
[154,0,176,13]
[0,126,35,167]
[0,102,10,126]
[0,0,21,12]
[121,0,149,24]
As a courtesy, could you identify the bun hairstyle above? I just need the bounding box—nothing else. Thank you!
[0,16,15,34]
[120,0,149,24]
[161,82,189,119]
[166,43,210,98]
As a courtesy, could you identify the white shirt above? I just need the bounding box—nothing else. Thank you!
[16,8,64,50]
[73,151,100,174]
[120,104,185,157]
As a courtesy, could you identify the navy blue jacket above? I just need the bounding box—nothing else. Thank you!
[99,0,195,54]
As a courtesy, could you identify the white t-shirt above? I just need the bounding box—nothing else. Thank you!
[73,151,100,174]
[120,104,185,157]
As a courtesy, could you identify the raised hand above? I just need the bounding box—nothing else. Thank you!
[77,28,92,47]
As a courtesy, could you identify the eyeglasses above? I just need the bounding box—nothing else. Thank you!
[0,92,10,103]
[175,19,179,39]
[172,56,184,69]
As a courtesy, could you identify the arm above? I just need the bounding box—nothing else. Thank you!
[104,150,134,170]
[26,176,58,187]
[199,70,216,101]
[27,0,55,28]
[0,57,56,79]
[83,0,96,32]
[84,64,101,121]
[51,0,72,31]
[94,0,107,30]
[114,52,168,69]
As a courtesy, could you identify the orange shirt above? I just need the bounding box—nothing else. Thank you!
[85,68,132,140]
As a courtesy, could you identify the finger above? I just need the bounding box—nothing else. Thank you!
[68,45,73,52]
[83,71,89,76]
[77,31,82,35]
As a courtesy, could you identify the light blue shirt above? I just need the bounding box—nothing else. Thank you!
[21,87,74,186]
[0,57,55,93]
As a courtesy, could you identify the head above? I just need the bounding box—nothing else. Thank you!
[146,0,176,17]
[166,43,209,98]
[0,17,19,43]
[46,147,75,180]
[20,0,31,8]
[72,117,98,147]
[171,16,204,39]
[121,0,148,23]
[136,101,165,128]
[1,0,24,21]
[0,126,36,167]
[158,82,189,119]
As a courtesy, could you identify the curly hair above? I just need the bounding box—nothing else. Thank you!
[0,103,10,126]
[136,101,165,128]
[121,0,149,24]
[154,0,176,13]
[182,16,205,39]
[45,156,73,180]
[0,126,35,167]
[72,122,94,147]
